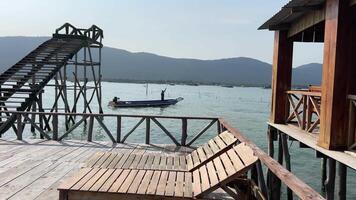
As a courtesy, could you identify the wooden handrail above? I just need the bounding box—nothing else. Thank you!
[286,90,321,97]
[0,110,218,120]
[219,118,325,200]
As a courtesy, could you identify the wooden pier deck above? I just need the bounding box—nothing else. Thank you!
[0,138,235,200]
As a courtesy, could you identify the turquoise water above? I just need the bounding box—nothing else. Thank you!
[5,82,356,199]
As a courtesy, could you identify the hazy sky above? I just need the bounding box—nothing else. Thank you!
[0,0,323,66]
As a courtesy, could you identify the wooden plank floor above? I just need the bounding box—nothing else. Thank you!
[269,122,356,170]
[0,138,232,200]
[0,138,188,200]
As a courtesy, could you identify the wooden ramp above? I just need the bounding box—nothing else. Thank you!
[58,143,258,200]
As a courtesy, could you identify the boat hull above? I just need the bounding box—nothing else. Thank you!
[109,97,183,108]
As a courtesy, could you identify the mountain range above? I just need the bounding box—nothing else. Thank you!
[0,36,322,86]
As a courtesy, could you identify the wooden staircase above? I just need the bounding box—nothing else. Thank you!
[0,23,103,135]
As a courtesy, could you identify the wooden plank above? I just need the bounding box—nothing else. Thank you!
[98,169,123,192]
[118,170,139,193]
[108,169,130,193]
[191,151,200,167]
[226,147,245,171]
[115,153,131,168]
[186,154,194,170]
[179,155,187,170]
[173,155,180,170]
[137,170,154,194]
[165,171,176,196]
[202,143,214,158]
[166,156,173,170]
[152,155,161,169]
[206,162,219,186]
[107,153,123,168]
[213,136,226,150]
[213,157,227,181]
[234,143,258,166]
[80,168,108,191]
[136,154,149,169]
[199,165,210,192]
[127,170,146,193]
[146,170,161,195]
[174,171,184,197]
[184,172,193,198]
[192,170,201,195]
[219,153,235,176]
[156,171,169,195]
[89,168,115,191]
[144,154,155,170]
[71,168,100,190]
[129,154,143,169]
[196,147,207,164]
[58,168,92,190]
[208,139,220,153]
[101,153,117,168]
[159,155,167,170]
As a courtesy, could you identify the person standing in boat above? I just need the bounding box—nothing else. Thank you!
[161,88,166,101]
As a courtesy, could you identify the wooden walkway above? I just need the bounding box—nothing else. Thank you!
[269,122,356,170]
[0,138,236,200]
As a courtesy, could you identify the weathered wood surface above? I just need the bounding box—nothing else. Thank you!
[0,138,195,200]
[220,119,325,200]
[270,30,293,124]
[85,131,238,172]
[58,143,258,200]
[269,122,356,170]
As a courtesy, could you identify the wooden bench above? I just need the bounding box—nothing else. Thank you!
[58,143,258,200]
[86,131,238,172]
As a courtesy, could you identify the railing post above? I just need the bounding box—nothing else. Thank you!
[16,114,22,140]
[347,98,355,147]
[181,118,187,146]
[52,114,58,140]
[116,116,121,143]
[217,119,221,134]
[146,117,150,144]
[88,116,94,142]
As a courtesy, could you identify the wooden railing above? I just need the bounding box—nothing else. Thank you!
[54,23,103,45]
[0,111,219,147]
[348,95,356,149]
[286,90,321,133]
[219,119,325,200]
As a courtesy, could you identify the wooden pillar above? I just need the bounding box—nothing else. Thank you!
[116,116,121,143]
[270,30,294,123]
[318,0,356,150]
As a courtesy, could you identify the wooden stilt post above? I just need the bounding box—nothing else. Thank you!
[321,157,327,193]
[281,133,293,200]
[73,54,78,115]
[338,162,347,200]
[325,158,336,200]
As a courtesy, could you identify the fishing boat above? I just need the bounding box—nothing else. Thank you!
[108,97,184,108]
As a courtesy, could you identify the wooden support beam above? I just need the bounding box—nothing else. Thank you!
[270,31,293,124]
[325,158,336,200]
[88,116,94,142]
[16,114,22,140]
[318,0,356,150]
[338,162,347,200]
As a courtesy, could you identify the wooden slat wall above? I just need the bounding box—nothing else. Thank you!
[270,30,293,123]
[318,0,356,150]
